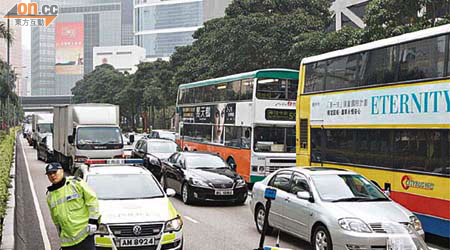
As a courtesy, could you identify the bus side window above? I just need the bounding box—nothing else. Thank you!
[240,79,253,100]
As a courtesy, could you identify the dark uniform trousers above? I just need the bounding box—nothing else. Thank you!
[61,235,95,250]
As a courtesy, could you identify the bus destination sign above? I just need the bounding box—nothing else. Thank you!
[265,109,296,121]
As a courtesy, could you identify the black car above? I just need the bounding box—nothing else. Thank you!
[160,152,248,205]
[37,134,54,163]
[132,138,179,179]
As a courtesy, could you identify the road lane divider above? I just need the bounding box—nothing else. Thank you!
[183,216,199,224]
[20,138,52,250]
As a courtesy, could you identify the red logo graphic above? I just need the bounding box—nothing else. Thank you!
[401,175,411,190]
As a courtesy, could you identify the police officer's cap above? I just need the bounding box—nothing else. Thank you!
[45,162,63,175]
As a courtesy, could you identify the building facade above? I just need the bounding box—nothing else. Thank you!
[93,45,145,73]
[203,0,232,22]
[135,0,231,60]
[330,0,370,30]
[31,0,133,95]
[0,0,23,96]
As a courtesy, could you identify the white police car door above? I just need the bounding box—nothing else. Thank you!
[284,173,311,239]
[268,171,292,230]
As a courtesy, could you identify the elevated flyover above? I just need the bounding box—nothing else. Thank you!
[21,95,73,113]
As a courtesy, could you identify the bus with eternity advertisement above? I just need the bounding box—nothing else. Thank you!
[296,24,450,239]
[175,69,299,183]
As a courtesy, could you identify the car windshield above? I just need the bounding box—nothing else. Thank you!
[254,127,296,153]
[77,127,122,145]
[46,135,53,147]
[38,123,53,133]
[311,174,388,202]
[185,155,227,169]
[159,132,175,141]
[148,141,177,153]
[87,174,164,200]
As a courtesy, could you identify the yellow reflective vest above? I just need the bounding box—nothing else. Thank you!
[46,176,100,247]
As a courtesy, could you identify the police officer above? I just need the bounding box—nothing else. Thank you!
[45,163,100,250]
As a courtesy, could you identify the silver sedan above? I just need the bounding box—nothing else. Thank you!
[250,167,427,250]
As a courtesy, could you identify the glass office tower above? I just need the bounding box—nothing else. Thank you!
[31,0,133,95]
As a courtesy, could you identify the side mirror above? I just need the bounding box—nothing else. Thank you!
[296,191,311,200]
[68,135,74,144]
[129,134,135,144]
[166,188,176,197]
[32,129,35,133]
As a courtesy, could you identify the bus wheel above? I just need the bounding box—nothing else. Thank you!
[227,157,237,171]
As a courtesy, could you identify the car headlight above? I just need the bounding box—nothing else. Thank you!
[338,218,372,233]
[148,156,160,166]
[164,215,183,232]
[190,178,210,188]
[235,179,246,188]
[410,216,422,231]
[96,224,109,235]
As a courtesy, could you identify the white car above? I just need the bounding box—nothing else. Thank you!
[74,159,183,250]
[250,167,427,250]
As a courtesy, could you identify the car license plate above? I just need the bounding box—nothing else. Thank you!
[215,189,233,195]
[386,237,404,250]
[119,237,155,247]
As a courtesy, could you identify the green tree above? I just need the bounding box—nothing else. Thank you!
[71,64,130,126]
[116,73,140,131]
[364,0,450,41]
[172,0,332,84]
[0,21,14,44]
[292,0,450,59]
[135,60,176,129]
[72,64,124,104]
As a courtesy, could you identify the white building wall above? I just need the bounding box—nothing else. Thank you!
[330,0,370,30]
[93,45,146,74]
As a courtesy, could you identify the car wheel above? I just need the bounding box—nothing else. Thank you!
[182,183,194,205]
[255,205,273,235]
[312,225,333,250]
[235,193,247,205]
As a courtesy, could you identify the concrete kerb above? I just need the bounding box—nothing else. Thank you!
[0,134,17,250]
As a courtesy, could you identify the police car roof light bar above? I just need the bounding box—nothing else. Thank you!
[84,159,144,166]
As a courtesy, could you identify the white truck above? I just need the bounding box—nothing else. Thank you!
[31,113,53,149]
[53,104,128,172]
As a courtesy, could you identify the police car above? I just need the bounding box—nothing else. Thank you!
[74,159,183,250]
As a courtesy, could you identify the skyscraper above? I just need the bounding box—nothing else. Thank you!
[31,0,133,95]
[0,0,23,96]
[135,0,232,60]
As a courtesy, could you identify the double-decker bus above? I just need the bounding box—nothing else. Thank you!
[176,69,299,183]
[296,24,450,239]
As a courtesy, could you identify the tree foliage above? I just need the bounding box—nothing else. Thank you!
[364,0,450,41]
[171,0,332,83]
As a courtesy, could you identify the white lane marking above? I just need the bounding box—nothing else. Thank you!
[20,138,52,250]
[183,216,199,224]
